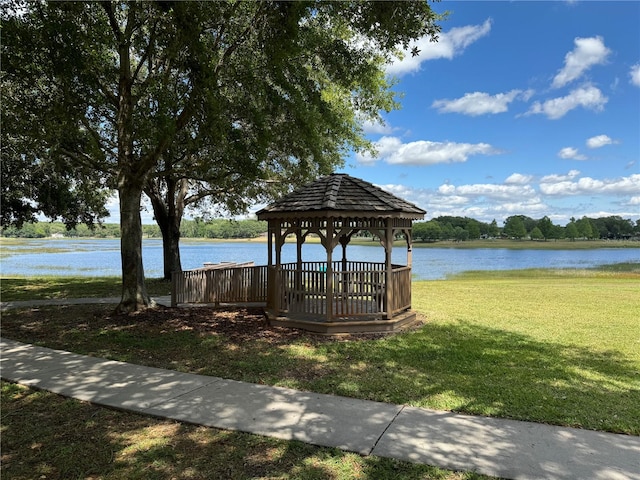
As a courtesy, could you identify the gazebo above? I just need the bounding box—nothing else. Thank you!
[256,173,425,334]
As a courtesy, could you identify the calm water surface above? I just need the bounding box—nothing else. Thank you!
[2,238,639,280]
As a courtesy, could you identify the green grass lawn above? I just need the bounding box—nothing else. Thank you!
[261,269,640,433]
[0,276,171,302]
[409,270,640,433]
[2,266,638,436]
[2,266,638,478]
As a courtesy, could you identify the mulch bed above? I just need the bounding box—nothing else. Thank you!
[118,305,402,344]
[3,303,414,346]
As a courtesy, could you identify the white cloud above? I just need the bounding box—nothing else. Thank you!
[438,182,538,201]
[432,89,533,116]
[552,36,611,88]
[540,173,640,196]
[357,136,402,165]
[629,64,640,87]
[369,168,640,225]
[438,183,536,200]
[526,85,608,119]
[432,180,547,222]
[361,119,393,135]
[541,170,581,183]
[586,134,615,149]
[357,136,501,166]
[373,183,434,213]
[494,200,548,215]
[558,147,587,160]
[376,183,418,201]
[505,173,534,185]
[583,210,640,222]
[387,19,492,76]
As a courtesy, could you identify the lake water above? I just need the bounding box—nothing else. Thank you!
[2,238,639,280]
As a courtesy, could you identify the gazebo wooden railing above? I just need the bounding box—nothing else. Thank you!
[268,261,412,321]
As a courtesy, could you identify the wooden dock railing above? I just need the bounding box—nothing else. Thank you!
[172,263,268,307]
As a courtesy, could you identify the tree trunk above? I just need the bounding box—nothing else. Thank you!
[115,179,155,313]
[146,176,188,280]
[152,200,183,280]
[162,227,182,280]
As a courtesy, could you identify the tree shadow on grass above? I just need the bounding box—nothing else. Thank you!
[2,304,638,435]
[295,321,640,435]
[1,382,483,480]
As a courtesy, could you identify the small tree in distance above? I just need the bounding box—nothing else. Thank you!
[565,222,579,241]
[530,227,544,241]
[504,216,528,240]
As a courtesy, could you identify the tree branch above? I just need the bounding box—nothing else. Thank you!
[57,146,116,176]
[132,19,158,84]
[100,2,123,44]
[214,3,265,75]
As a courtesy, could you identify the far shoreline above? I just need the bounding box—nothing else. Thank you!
[2,236,639,251]
[166,236,640,250]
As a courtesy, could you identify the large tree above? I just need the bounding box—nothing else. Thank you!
[1,135,110,229]
[2,1,442,311]
[144,1,444,280]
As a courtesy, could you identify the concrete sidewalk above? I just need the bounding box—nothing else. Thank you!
[2,338,638,480]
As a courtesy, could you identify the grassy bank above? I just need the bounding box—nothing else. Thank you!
[410,238,640,250]
[3,235,639,252]
[0,276,171,302]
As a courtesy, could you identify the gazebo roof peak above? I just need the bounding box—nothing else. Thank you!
[257,173,426,220]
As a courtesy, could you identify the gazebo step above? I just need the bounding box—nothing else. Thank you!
[265,310,421,335]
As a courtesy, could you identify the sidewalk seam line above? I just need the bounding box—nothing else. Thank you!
[368,404,405,456]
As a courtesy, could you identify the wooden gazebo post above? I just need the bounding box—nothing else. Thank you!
[384,218,393,320]
[325,218,334,321]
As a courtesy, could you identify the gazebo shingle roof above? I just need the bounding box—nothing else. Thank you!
[256,173,426,219]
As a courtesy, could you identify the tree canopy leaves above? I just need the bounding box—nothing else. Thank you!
[2,0,443,310]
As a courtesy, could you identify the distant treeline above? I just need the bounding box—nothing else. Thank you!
[412,215,640,242]
[0,219,268,239]
[2,215,639,241]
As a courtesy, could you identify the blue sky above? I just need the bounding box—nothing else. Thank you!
[338,0,640,226]
[117,1,638,226]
